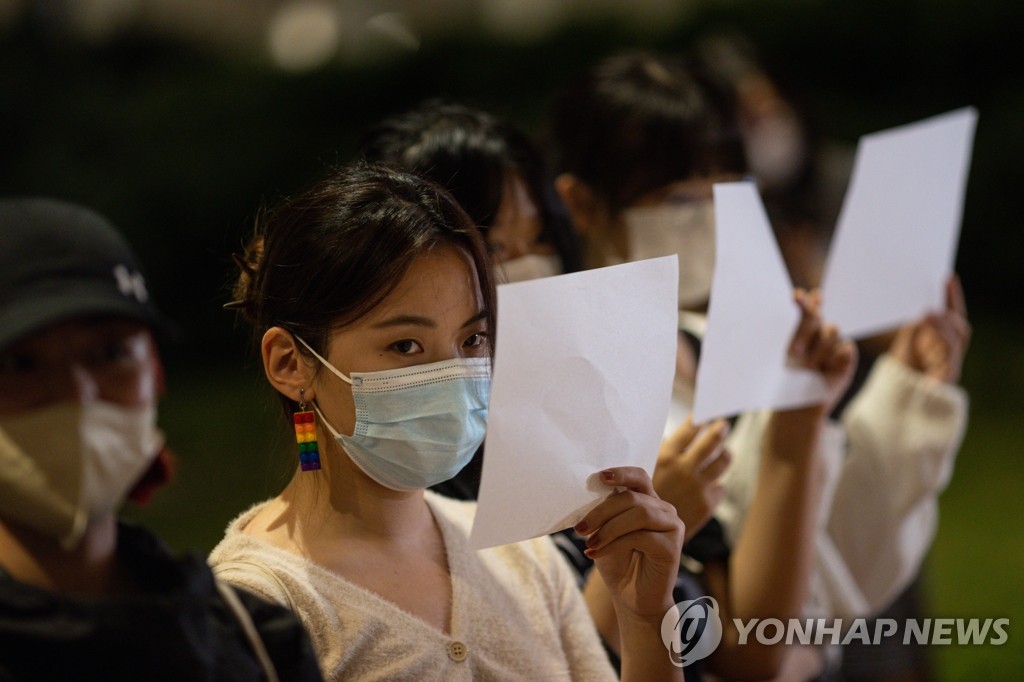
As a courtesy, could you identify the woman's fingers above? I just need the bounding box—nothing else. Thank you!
[597,466,656,496]
[946,274,968,318]
[805,323,839,369]
[585,497,679,557]
[574,467,665,536]
[585,522,683,562]
[699,447,732,481]
[658,415,700,462]
[789,288,821,358]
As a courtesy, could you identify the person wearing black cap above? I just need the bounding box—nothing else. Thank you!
[0,198,323,681]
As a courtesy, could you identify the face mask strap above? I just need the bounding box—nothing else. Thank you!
[294,334,355,385]
[311,401,342,440]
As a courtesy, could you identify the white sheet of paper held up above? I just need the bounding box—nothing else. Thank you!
[692,182,829,424]
[820,107,978,338]
[469,256,678,550]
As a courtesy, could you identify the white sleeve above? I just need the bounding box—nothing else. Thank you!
[715,409,850,621]
[826,354,968,617]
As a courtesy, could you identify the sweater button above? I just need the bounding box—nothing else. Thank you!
[448,640,468,662]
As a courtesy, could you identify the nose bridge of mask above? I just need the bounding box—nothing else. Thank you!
[298,335,491,434]
[353,357,491,392]
[295,334,356,386]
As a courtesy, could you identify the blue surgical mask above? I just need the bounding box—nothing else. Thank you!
[296,336,490,491]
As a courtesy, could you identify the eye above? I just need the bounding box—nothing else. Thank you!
[90,333,146,369]
[487,239,508,260]
[390,339,423,355]
[101,339,132,363]
[463,332,489,350]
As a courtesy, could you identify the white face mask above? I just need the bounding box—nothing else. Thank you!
[497,253,562,284]
[622,199,716,309]
[0,401,164,549]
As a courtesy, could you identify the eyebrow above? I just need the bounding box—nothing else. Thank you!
[371,309,488,330]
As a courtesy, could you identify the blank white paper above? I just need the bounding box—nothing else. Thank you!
[469,257,678,550]
[692,182,828,424]
[820,107,978,338]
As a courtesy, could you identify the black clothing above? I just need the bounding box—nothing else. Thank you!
[0,522,323,682]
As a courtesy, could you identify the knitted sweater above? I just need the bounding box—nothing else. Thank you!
[209,491,617,682]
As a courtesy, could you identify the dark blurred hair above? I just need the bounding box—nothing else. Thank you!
[359,99,582,273]
[230,161,497,416]
[550,50,747,214]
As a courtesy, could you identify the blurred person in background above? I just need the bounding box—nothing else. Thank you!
[549,49,970,680]
[359,98,583,284]
[695,34,969,682]
[0,198,322,682]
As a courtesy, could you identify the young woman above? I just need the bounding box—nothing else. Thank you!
[359,98,582,283]
[0,198,322,681]
[549,49,969,679]
[210,162,687,681]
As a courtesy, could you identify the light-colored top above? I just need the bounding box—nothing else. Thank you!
[713,354,968,620]
[209,491,617,682]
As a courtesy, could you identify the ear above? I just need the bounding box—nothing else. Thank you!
[555,173,606,236]
[262,326,316,403]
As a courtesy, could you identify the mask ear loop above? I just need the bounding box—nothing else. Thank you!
[294,335,355,385]
[293,333,351,449]
[293,388,321,472]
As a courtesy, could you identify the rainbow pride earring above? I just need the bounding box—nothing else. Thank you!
[294,388,321,472]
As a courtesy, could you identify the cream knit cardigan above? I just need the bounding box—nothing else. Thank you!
[210,491,618,681]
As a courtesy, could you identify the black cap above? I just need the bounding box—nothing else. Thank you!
[0,198,171,349]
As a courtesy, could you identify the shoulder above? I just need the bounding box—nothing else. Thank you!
[209,500,309,608]
[214,582,325,682]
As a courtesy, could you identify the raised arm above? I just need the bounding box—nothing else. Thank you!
[825,274,970,615]
[576,467,687,682]
[709,288,857,679]
[654,416,732,542]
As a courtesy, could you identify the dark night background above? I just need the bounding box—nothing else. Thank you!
[2,1,1021,677]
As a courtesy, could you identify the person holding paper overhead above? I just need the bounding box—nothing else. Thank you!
[210,162,687,681]
[550,48,970,679]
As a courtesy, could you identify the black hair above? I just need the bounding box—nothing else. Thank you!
[231,161,497,417]
[359,99,582,273]
[550,50,747,214]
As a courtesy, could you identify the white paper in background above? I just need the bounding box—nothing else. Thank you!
[469,256,678,550]
[820,107,978,339]
[692,182,829,424]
